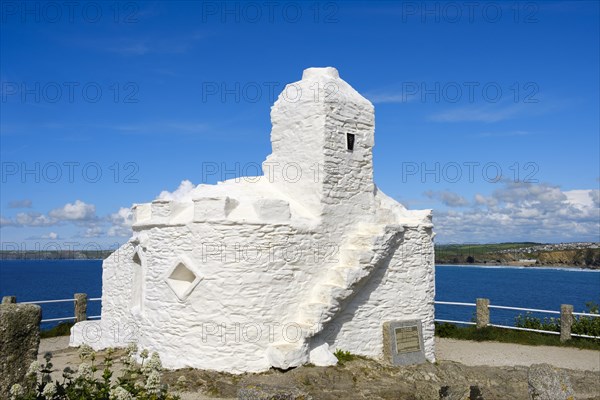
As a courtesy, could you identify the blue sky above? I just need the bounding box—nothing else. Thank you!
[1,0,598,248]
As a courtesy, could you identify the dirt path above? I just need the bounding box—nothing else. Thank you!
[435,337,600,372]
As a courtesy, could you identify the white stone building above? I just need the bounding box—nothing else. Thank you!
[71,67,435,373]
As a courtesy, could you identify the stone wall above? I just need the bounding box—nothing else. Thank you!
[315,225,436,363]
[0,303,41,398]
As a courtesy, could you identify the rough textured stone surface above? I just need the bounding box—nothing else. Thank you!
[308,343,337,366]
[476,298,490,328]
[71,67,435,373]
[560,304,574,342]
[2,296,16,304]
[160,356,599,400]
[439,385,470,399]
[528,363,575,400]
[0,304,41,399]
[238,384,312,400]
[74,293,87,322]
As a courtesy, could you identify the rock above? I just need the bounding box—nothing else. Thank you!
[308,343,337,367]
[238,384,313,400]
[0,303,42,399]
[528,363,575,400]
[413,381,440,399]
[439,385,470,399]
[469,385,484,400]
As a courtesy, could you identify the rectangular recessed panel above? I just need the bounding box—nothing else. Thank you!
[346,133,355,151]
[394,325,420,354]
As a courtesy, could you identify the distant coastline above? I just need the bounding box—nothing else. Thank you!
[2,242,599,270]
[435,242,600,270]
[435,262,600,271]
[0,250,113,261]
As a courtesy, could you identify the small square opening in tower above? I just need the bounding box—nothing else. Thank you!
[346,133,355,151]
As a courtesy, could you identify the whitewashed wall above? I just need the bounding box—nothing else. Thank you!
[71,67,435,373]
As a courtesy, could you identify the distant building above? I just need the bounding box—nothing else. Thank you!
[71,68,435,373]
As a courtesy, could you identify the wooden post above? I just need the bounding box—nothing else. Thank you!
[74,293,88,322]
[560,304,573,342]
[1,296,16,304]
[476,298,490,329]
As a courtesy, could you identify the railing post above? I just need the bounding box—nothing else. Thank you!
[476,298,490,329]
[2,296,16,304]
[560,304,573,342]
[74,293,88,322]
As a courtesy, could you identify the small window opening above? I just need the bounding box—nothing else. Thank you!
[346,133,355,151]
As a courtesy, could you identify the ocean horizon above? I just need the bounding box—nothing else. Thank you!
[1,260,598,330]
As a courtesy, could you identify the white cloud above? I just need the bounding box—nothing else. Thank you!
[49,200,96,221]
[424,190,469,207]
[8,199,32,209]
[1,200,96,227]
[431,182,599,243]
[43,232,59,240]
[366,92,415,104]
[157,180,197,202]
[107,207,133,237]
[1,200,134,244]
[13,212,56,227]
[82,226,104,238]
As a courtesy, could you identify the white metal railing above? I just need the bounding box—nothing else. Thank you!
[7,294,599,340]
[435,319,476,326]
[435,301,476,307]
[434,299,600,340]
[12,296,102,323]
[21,299,75,305]
[488,304,561,315]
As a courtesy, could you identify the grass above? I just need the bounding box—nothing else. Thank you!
[435,323,600,350]
[435,242,540,254]
[40,321,74,338]
[333,349,356,365]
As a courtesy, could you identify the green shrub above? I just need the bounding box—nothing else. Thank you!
[40,322,74,339]
[515,302,600,337]
[514,313,559,332]
[435,322,459,337]
[333,349,355,365]
[10,343,181,400]
[572,302,600,337]
[434,323,600,350]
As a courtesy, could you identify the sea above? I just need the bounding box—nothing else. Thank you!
[1,260,599,329]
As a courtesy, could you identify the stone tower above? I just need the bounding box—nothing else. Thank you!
[70,68,435,374]
[263,67,376,229]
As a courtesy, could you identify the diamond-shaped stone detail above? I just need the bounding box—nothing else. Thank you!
[165,256,202,301]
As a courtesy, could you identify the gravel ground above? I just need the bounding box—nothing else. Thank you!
[36,336,599,399]
[434,337,600,372]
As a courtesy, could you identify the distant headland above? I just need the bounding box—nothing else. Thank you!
[435,242,600,269]
[1,242,599,269]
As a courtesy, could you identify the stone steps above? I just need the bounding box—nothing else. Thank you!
[267,223,396,369]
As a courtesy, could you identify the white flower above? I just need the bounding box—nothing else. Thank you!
[145,370,161,394]
[109,387,133,400]
[78,344,94,360]
[76,363,93,379]
[27,360,41,376]
[142,352,162,373]
[125,342,138,356]
[10,383,24,399]
[42,382,57,399]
